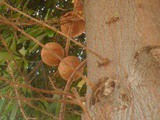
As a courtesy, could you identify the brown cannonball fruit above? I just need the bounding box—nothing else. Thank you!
[41,42,64,66]
[60,11,85,38]
[73,0,83,12]
[58,56,83,81]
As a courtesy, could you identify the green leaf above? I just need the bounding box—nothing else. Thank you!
[10,103,18,120]
[78,79,86,89]
[44,8,50,20]
[45,29,55,37]
[3,100,14,116]
[23,59,29,70]
[23,0,30,9]
[0,52,19,62]
[27,27,43,37]
[18,27,43,43]
[0,52,11,61]
[0,4,6,13]
[9,37,17,51]
[67,114,81,120]
[1,85,12,95]
[53,102,61,116]
[28,34,46,53]
[19,47,27,56]
[0,99,5,112]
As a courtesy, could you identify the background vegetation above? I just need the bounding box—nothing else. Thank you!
[0,0,87,119]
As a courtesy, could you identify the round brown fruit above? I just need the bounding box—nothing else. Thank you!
[60,11,85,38]
[58,56,83,81]
[41,42,64,66]
[73,0,83,12]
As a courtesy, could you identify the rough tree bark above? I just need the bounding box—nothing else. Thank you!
[84,0,160,120]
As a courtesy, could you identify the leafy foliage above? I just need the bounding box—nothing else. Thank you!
[0,0,86,119]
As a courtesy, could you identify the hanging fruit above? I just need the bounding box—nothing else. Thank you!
[41,42,64,66]
[58,56,84,81]
[60,10,85,38]
[73,0,83,12]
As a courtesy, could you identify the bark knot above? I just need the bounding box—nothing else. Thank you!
[90,77,116,106]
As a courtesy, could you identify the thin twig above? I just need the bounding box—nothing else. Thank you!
[48,76,63,91]
[23,100,58,119]
[25,60,43,81]
[64,0,82,56]
[1,77,75,97]
[14,89,29,120]
[0,95,78,105]
[72,88,92,120]
[7,61,29,120]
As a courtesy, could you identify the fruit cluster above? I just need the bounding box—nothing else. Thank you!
[41,42,83,81]
[41,0,84,81]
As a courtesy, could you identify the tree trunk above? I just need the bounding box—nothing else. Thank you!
[84,0,160,119]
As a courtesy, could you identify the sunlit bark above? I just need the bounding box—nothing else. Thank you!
[84,0,160,119]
